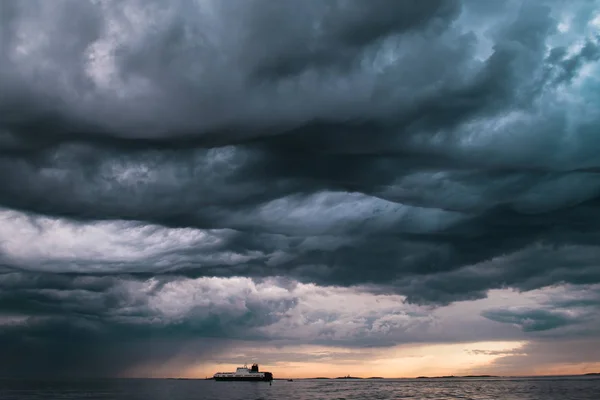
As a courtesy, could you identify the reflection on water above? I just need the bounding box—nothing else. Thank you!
[0,376,599,400]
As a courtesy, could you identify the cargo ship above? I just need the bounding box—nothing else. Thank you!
[213,364,273,381]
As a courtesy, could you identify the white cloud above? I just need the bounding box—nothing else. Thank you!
[0,208,251,271]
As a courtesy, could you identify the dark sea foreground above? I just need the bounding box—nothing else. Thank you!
[0,376,599,400]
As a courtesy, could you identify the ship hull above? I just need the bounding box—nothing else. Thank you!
[214,375,272,382]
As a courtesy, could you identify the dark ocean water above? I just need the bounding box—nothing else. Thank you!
[0,376,598,400]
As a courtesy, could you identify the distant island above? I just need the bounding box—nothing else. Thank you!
[305,374,500,380]
[416,375,497,379]
[199,372,600,381]
[332,376,383,379]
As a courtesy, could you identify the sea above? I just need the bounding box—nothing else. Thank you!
[0,376,598,400]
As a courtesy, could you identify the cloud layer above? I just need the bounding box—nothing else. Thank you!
[1,0,600,377]
[0,273,529,377]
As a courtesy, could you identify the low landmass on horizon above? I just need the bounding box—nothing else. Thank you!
[248,372,600,380]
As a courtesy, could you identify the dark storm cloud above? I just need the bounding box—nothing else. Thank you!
[0,272,297,377]
[482,308,581,332]
[0,271,495,377]
[1,0,600,377]
[393,241,600,305]
[1,0,600,302]
[0,0,464,145]
[0,273,296,334]
[481,285,600,337]
[0,317,230,378]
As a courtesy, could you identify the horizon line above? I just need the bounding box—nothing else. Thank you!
[3,373,598,380]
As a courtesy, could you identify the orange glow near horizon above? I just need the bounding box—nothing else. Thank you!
[126,341,542,379]
[515,362,600,377]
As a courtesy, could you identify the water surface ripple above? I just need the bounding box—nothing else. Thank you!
[0,376,598,400]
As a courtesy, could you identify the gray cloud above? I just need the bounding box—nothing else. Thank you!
[1,0,600,377]
[0,317,230,378]
[476,338,600,376]
[481,285,600,336]
[0,272,527,376]
[470,284,600,374]
[482,308,581,332]
[466,349,525,356]
[0,272,290,377]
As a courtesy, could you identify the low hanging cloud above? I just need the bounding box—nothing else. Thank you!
[1,0,600,377]
[481,284,600,337]
[482,308,582,333]
[476,338,600,376]
[0,272,532,377]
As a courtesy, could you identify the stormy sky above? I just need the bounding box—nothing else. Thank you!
[1,0,600,378]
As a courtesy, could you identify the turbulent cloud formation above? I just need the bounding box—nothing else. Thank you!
[483,284,600,336]
[1,0,600,377]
